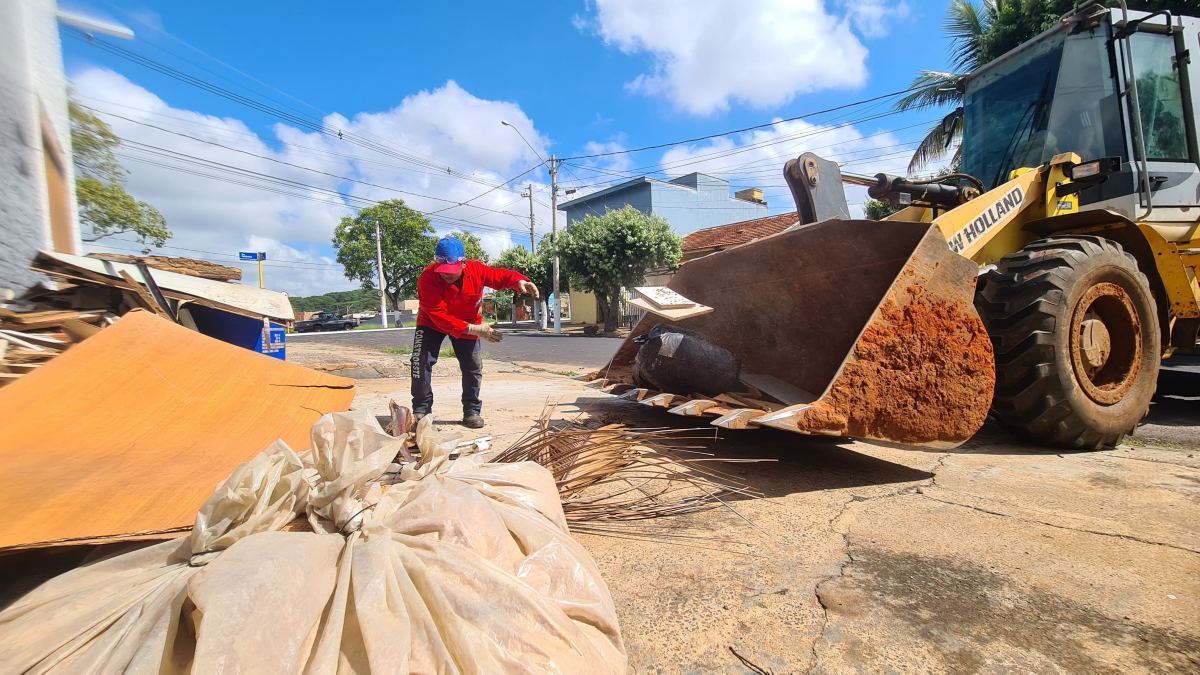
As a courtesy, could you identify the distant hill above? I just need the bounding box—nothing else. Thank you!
[289,288,409,314]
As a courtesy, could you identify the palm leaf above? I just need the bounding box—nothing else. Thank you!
[894,71,965,112]
[908,108,964,173]
[944,0,991,73]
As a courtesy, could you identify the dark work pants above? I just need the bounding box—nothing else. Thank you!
[410,325,483,416]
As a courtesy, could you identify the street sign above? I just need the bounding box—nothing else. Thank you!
[238,251,267,261]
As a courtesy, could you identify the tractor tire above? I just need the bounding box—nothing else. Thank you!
[976,236,1160,449]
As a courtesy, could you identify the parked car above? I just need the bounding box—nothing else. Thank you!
[293,311,358,332]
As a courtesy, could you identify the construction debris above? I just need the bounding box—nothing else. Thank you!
[0,410,626,673]
[0,311,353,551]
[87,252,243,281]
[34,250,292,322]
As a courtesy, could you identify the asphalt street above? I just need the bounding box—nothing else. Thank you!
[289,327,623,370]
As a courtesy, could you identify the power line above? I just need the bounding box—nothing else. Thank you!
[560,84,924,161]
[65,28,524,196]
[85,104,530,220]
[112,142,534,237]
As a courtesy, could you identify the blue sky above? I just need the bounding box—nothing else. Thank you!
[61,0,958,295]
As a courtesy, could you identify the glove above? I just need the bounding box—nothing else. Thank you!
[467,323,503,343]
[518,280,540,298]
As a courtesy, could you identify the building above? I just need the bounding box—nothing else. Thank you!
[558,172,767,235]
[680,211,799,261]
[0,0,80,296]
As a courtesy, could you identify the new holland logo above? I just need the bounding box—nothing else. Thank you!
[947,186,1025,254]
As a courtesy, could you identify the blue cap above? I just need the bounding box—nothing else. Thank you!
[434,236,467,272]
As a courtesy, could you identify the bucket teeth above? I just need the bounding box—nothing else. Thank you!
[667,399,717,416]
[711,408,765,429]
[640,393,677,408]
[619,388,651,401]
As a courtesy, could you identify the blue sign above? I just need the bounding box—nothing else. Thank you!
[239,251,267,261]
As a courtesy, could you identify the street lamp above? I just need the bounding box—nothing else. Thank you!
[500,120,544,162]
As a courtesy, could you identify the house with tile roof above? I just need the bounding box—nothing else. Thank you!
[681,211,799,261]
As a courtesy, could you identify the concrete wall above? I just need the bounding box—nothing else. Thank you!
[0,0,77,296]
[561,173,766,236]
[648,179,764,235]
[563,182,653,226]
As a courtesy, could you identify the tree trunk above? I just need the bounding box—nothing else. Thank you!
[385,290,402,327]
[596,288,620,333]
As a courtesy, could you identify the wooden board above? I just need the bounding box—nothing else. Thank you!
[627,296,714,321]
[0,311,355,551]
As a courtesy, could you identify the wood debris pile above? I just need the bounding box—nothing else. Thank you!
[86,253,242,281]
[0,296,118,387]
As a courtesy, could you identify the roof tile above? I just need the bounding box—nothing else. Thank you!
[681,212,798,253]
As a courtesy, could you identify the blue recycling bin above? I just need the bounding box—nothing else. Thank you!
[186,305,287,360]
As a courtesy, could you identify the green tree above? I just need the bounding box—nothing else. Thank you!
[896,0,1171,172]
[557,206,681,333]
[864,199,904,220]
[70,101,170,249]
[446,230,489,261]
[494,239,560,297]
[333,199,435,311]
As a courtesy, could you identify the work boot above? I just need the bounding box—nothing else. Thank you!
[411,412,428,431]
[462,413,485,429]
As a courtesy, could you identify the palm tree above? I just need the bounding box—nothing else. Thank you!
[895,0,998,173]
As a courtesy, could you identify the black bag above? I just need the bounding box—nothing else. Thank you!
[632,323,741,396]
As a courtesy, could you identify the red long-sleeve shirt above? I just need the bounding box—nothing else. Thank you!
[416,260,529,339]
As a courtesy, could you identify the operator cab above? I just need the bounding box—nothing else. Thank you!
[960,4,1198,224]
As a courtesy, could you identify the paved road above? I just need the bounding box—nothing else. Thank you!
[289,327,624,369]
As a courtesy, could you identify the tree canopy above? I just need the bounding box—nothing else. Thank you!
[289,288,389,314]
[557,206,681,332]
[333,199,434,310]
[445,230,489,262]
[494,236,561,297]
[70,101,170,249]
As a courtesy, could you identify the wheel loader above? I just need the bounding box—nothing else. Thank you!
[594,4,1200,450]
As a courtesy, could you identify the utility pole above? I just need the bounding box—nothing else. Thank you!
[522,184,536,250]
[549,156,562,335]
[374,216,388,329]
[522,183,543,330]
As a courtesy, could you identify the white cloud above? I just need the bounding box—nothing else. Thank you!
[70,69,554,295]
[839,0,910,39]
[587,0,870,115]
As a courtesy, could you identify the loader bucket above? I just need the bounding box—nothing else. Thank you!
[599,219,995,448]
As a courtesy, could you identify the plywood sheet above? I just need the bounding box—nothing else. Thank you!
[0,311,354,551]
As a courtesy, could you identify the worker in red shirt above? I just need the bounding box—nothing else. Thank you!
[412,235,539,429]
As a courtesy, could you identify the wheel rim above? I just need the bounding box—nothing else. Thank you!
[1069,282,1142,405]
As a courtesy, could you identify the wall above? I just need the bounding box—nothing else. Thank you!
[561,174,765,236]
[569,290,598,325]
[649,178,765,235]
[0,0,77,296]
[563,181,652,227]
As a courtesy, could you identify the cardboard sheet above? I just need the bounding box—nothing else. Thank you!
[0,311,355,551]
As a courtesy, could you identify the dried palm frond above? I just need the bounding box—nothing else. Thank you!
[491,407,762,525]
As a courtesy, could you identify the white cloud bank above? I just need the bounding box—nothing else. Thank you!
[583,0,909,115]
[71,69,558,296]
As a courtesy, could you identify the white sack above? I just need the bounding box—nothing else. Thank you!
[0,411,626,674]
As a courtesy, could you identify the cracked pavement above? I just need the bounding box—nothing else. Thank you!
[346,353,1199,673]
